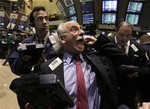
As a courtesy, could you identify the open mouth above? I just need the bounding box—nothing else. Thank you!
[76,37,84,45]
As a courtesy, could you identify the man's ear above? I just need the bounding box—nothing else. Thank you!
[59,35,66,43]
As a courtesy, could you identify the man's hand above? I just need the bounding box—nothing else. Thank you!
[21,54,32,62]
[139,102,150,109]
[84,36,97,46]
[127,72,139,78]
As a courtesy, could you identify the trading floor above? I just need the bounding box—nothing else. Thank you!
[0,59,19,109]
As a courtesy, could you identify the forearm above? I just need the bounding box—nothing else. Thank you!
[93,35,128,66]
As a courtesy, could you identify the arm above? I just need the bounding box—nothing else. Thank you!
[8,50,32,75]
[84,34,128,67]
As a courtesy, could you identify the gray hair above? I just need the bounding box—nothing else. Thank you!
[57,22,66,37]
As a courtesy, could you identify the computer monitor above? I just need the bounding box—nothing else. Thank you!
[68,6,76,16]
[125,14,139,25]
[70,16,77,22]
[10,19,17,24]
[0,16,4,28]
[56,1,64,11]
[102,0,118,12]
[102,13,116,24]
[82,13,94,24]
[18,21,25,30]
[63,0,74,7]
[81,1,94,13]
[127,2,143,13]
[0,11,5,28]
[25,26,30,32]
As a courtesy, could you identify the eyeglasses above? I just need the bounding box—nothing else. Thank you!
[59,26,84,36]
[67,26,84,34]
[36,16,49,21]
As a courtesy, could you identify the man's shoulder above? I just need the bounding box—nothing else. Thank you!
[41,56,61,67]
[21,37,34,43]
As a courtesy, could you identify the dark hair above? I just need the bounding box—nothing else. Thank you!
[116,21,133,32]
[29,6,47,27]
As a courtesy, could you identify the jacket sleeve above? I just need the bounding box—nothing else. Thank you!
[8,51,32,75]
[93,34,128,67]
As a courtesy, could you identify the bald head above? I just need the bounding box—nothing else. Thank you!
[116,21,133,32]
[115,21,133,46]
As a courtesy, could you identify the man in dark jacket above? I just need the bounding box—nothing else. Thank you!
[139,34,150,103]
[109,21,150,109]
[37,21,128,109]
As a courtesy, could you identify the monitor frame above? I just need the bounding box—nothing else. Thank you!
[18,20,26,30]
[81,1,94,13]
[56,1,64,11]
[63,0,74,7]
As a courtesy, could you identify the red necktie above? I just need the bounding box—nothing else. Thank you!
[75,57,88,109]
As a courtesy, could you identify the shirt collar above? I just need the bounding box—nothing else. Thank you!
[63,52,84,64]
[114,35,130,48]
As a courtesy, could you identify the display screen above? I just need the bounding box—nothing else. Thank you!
[68,6,76,16]
[10,19,17,24]
[102,0,118,12]
[70,16,77,22]
[56,1,64,11]
[127,2,143,13]
[82,13,94,24]
[64,0,74,7]
[0,17,4,27]
[102,13,116,24]
[18,21,25,30]
[25,26,30,32]
[81,1,94,13]
[126,14,139,25]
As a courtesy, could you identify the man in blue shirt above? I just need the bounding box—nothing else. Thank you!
[8,6,53,109]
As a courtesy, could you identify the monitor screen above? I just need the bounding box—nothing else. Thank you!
[102,13,116,24]
[56,1,64,11]
[70,16,77,22]
[18,21,25,30]
[10,19,17,24]
[127,2,143,13]
[0,17,4,27]
[82,13,94,24]
[68,6,76,16]
[102,0,118,12]
[63,0,74,7]
[25,26,30,32]
[126,14,139,25]
[81,1,94,13]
